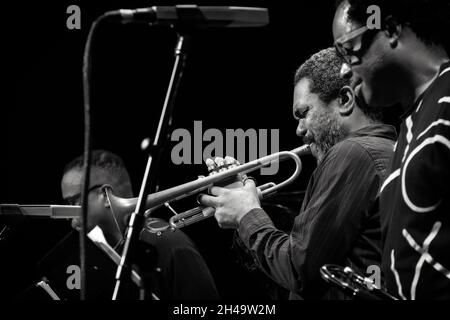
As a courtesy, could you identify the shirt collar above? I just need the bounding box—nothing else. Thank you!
[401,60,450,119]
[347,123,397,141]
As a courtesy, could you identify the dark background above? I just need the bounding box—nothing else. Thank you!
[2,0,400,300]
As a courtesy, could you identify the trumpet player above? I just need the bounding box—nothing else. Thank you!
[61,150,219,300]
[199,48,397,299]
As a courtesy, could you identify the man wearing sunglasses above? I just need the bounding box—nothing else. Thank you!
[61,150,219,300]
[333,0,450,299]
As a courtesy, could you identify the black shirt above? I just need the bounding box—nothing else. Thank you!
[31,218,219,300]
[238,124,397,299]
[380,61,450,300]
[138,218,220,300]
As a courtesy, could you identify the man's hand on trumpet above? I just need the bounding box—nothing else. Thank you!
[199,178,262,229]
[198,156,262,229]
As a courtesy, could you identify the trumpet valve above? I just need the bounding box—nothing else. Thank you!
[224,156,240,169]
[205,158,217,174]
[214,157,227,173]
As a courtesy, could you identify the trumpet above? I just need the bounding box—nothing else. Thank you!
[105,145,311,233]
[320,264,397,300]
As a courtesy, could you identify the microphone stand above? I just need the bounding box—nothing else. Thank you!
[112,32,191,300]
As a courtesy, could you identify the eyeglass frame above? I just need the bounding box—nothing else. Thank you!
[334,25,376,64]
[64,184,105,206]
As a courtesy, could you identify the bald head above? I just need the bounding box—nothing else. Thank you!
[61,150,133,233]
[61,150,133,204]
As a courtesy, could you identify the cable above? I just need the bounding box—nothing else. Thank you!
[80,12,115,300]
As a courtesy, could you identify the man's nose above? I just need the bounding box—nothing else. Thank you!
[296,120,307,137]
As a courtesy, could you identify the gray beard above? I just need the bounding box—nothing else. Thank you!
[308,111,348,164]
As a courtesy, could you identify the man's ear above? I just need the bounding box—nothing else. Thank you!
[338,86,355,116]
[383,16,402,48]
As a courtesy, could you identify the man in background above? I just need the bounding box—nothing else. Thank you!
[61,149,219,300]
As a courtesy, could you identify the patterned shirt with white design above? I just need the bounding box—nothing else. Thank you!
[380,61,450,300]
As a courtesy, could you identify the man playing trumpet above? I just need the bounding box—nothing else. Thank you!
[200,48,397,299]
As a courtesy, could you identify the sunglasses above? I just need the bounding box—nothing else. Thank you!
[334,25,378,64]
[64,184,105,206]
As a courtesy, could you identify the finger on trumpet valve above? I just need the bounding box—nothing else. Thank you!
[205,158,217,174]
[223,156,247,184]
[214,157,227,173]
[224,156,239,169]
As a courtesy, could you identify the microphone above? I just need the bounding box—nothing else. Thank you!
[106,5,269,28]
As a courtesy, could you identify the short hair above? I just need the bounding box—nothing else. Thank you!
[295,47,350,104]
[294,47,381,121]
[63,150,133,197]
[336,0,450,47]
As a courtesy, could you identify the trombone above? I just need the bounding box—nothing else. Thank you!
[104,145,311,232]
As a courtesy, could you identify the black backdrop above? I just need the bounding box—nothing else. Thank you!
[2,0,400,300]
